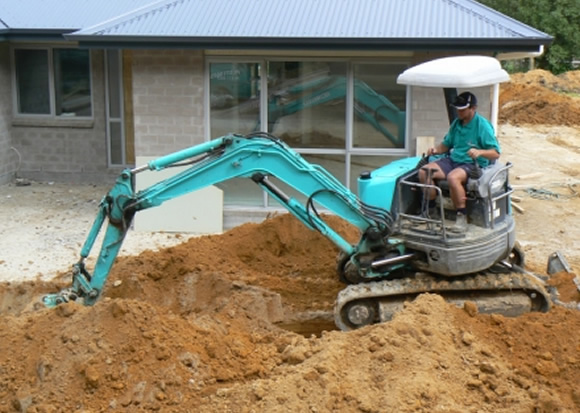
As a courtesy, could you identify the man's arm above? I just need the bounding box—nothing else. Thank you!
[467,147,500,161]
[427,142,450,156]
[473,116,501,161]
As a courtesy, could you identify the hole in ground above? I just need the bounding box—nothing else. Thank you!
[276,312,338,337]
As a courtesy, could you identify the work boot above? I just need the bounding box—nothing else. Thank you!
[426,206,440,220]
[450,212,467,233]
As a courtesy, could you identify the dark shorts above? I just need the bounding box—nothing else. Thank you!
[435,157,473,177]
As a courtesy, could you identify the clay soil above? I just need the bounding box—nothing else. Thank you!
[1,70,580,412]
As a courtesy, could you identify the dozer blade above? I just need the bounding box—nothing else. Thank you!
[334,271,551,331]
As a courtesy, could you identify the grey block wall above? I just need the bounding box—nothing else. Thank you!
[10,50,122,184]
[6,47,205,185]
[131,49,205,159]
[130,49,271,230]
[407,85,494,154]
[0,44,15,185]
[405,52,497,155]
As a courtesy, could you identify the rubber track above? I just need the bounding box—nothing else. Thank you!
[334,271,552,331]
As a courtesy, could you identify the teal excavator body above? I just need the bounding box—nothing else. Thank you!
[42,132,550,331]
[42,56,555,330]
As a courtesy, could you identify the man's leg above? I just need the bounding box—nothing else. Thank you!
[418,161,446,201]
[417,161,447,218]
[447,167,469,232]
[447,167,468,209]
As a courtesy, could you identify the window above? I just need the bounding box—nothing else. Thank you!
[266,61,347,149]
[209,62,263,205]
[352,63,407,149]
[208,58,409,207]
[14,48,92,117]
[210,62,261,137]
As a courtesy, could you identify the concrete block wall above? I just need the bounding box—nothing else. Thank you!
[131,49,205,159]
[0,44,15,185]
[10,50,121,184]
[407,85,493,154]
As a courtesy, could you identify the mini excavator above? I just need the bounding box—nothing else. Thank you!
[42,56,552,330]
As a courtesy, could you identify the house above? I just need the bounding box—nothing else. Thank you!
[0,0,552,228]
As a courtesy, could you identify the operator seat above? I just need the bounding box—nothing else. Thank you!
[432,160,509,228]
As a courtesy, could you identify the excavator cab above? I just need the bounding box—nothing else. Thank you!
[396,157,512,229]
[356,153,517,277]
[356,56,518,276]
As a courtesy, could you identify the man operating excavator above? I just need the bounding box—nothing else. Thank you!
[418,91,501,233]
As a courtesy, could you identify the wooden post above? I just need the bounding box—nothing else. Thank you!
[416,136,435,157]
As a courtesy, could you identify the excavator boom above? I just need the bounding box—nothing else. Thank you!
[42,132,396,307]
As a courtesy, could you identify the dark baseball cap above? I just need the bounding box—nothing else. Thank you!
[451,92,477,110]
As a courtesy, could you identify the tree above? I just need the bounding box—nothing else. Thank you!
[480,0,580,74]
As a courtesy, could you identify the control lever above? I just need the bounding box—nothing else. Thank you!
[468,145,483,179]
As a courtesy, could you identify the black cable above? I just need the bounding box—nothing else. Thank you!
[305,188,393,237]
[243,132,290,150]
[244,131,280,142]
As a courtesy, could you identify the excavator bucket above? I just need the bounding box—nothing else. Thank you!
[546,251,572,275]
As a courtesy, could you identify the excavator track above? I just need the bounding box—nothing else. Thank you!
[334,271,552,331]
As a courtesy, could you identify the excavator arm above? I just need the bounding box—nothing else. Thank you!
[42,132,395,307]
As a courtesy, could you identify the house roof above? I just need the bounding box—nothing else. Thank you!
[1,0,552,51]
[0,0,152,39]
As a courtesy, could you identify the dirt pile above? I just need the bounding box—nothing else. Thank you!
[199,294,580,413]
[500,69,580,126]
[105,214,357,316]
[0,214,579,412]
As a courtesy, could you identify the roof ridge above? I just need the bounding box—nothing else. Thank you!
[0,16,10,30]
[446,0,547,37]
[84,0,174,35]
[102,0,186,35]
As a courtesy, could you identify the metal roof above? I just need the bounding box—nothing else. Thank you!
[0,0,552,51]
[0,0,155,34]
[68,0,553,51]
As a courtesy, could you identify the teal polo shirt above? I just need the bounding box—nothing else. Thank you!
[442,112,501,168]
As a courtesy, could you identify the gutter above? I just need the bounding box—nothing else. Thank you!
[0,28,79,43]
[64,34,553,52]
[496,45,545,61]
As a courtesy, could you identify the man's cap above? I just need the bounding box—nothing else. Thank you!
[451,92,477,110]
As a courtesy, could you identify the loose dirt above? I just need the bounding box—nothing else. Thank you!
[1,69,580,412]
[499,69,580,126]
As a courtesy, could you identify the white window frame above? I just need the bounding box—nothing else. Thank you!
[104,49,128,167]
[11,45,94,120]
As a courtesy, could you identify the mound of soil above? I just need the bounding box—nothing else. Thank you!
[500,69,580,126]
[0,214,579,412]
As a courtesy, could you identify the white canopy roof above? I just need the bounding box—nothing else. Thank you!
[397,55,510,88]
